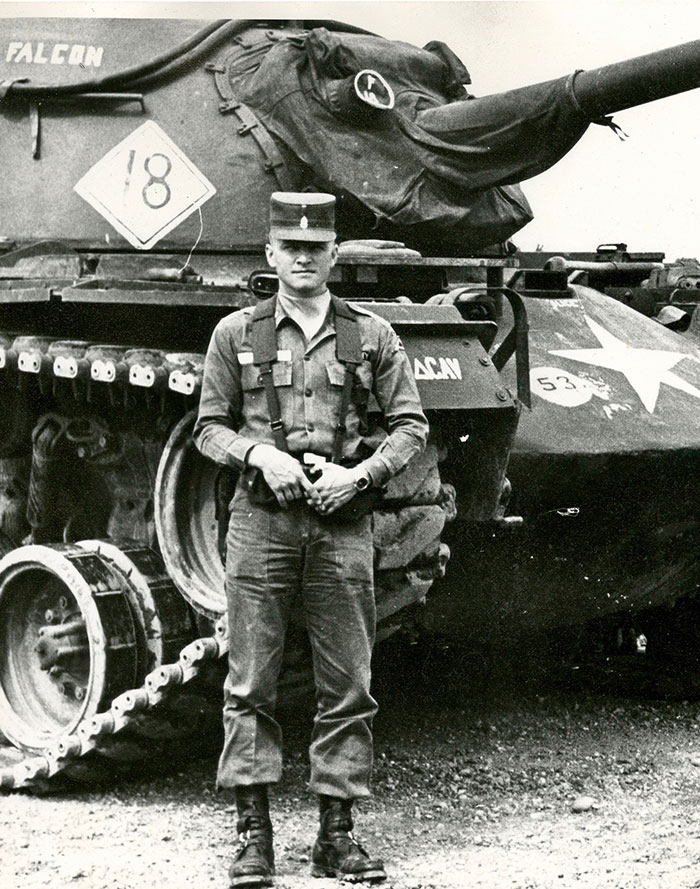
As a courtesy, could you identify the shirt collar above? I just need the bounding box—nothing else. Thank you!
[274,290,334,329]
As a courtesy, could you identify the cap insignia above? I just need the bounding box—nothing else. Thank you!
[300,215,309,230]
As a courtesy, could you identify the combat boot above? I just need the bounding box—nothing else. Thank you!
[229,784,275,888]
[311,796,386,883]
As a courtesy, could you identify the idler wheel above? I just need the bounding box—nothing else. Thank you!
[155,411,225,618]
[0,544,139,753]
[77,539,196,673]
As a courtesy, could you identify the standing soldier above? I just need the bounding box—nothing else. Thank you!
[194,192,429,887]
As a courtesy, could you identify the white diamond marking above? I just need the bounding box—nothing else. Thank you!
[74,121,216,250]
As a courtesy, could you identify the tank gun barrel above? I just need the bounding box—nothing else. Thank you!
[572,39,700,119]
[412,37,700,193]
[544,258,663,275]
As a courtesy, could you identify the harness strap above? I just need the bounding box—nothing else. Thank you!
[251,297,288,453]
[331,295,363,364]
[332,364,357,465]
[330,296,362,465]
[250,296,277,363]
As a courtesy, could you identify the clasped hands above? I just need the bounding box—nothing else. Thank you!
[247,444,361,513]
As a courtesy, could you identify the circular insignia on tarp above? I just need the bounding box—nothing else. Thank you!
[354,69,395,110]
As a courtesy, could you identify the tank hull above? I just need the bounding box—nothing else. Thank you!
[425,285,700,641]
[427,449,700,643]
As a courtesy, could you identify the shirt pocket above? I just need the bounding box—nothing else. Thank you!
[326,361,346,389]
[272,362,292,388]
[240,362,292,391]
[326,361,372,406]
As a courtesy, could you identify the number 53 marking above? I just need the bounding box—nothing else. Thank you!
[530,366,593,407]
[536,374,577,391]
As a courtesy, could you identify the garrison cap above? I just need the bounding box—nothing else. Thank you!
[269,192,336,242]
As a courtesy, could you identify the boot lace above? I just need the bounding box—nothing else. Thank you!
[234,829,252,858]
[347,831,369,857]
[234,824,270,858]
[328,828,370,859]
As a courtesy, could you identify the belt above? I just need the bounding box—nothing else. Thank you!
[288,451,328,467]
[291,452,361,469]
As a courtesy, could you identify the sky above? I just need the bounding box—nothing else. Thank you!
[3,1,700,258]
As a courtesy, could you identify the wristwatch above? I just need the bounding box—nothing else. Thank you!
[354,470,372,492]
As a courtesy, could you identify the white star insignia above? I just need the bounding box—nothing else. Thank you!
[549,316,700,413]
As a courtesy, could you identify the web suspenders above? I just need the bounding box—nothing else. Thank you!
[331,298,363,463]
[249,297,288,453]
[249,295,363,463]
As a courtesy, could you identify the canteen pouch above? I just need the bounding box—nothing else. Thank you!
[242,465,279,507]
[319,485,385,523]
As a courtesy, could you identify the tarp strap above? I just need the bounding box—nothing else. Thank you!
[211,63,295,190]
[593,116,629,141]
[0,77,28,100]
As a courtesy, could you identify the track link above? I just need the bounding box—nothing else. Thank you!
[0,619,228,792]
[0,335,204,398]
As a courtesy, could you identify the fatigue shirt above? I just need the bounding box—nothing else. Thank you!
[193,296,429,485]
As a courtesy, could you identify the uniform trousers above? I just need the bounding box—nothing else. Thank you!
[216,486,378,799]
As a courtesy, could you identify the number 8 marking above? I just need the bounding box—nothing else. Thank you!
[142,152,172,209]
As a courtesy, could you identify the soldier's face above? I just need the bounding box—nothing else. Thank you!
[265,237,338,298]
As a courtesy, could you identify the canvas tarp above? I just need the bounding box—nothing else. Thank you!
[232,28,592,251]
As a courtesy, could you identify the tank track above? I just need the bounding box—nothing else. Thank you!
[0,618,228,793]
[0,334,205,398]
[0,333,453,793]
[0,336,217,793]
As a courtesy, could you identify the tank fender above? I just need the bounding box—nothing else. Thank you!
[355,302,519,412]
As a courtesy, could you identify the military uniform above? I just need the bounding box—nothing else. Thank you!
[195,289,428,791]
[194,192,428,886]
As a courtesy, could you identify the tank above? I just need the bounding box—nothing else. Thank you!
[1,17,700,791]
[524,246,700,337]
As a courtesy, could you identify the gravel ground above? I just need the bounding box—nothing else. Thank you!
[3,640,700,889]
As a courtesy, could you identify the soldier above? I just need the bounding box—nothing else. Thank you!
[194,192,429,887]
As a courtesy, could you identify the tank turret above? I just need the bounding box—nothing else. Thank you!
[1,21,700,255]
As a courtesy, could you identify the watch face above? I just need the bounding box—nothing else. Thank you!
[355,475,370,491]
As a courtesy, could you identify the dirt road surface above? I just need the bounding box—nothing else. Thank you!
[2,641,700,889]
